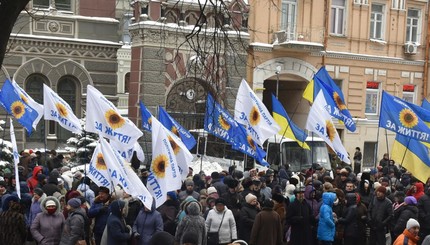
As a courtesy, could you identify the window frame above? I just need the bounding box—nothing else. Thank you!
[406,8,422,44]
[391,0,405,10]
[354,0,368,5]
[330,0,347,36]
[365,82,380,116]
[25,74,49,142]
[56,76,79,143]
[402,84,416,104]
[370,3,386,40]
[280,0,297,41]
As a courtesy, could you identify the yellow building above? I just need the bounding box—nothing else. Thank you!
[247,0,429,168]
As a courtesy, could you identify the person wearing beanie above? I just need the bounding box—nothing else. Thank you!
[0,195,26,244]
[238,193,259,243]
[249,199,283,245]
[104,200,131,245]
[175,202,206,245]
[31,196,65,245]
[368,185,393,245]
[210,171,228,196]
[88,186,112,245]
[205,197,237,245]
[393,218,420,245]
[60,197,88,245]
[178,179,200,203]
[392,195,419,239]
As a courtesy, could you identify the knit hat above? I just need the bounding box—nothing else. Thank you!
[405,196,417,205]
[45,200,56,207]
[34,188,44,197]
[211,172,220,180]
[406,218,420,230]
[272,193,284,203]
[185,179,194,186]
[376,186,386,194]
[67,198,81,209]
[99,186,110,195]
[215,198,226,205]
[207,187,217,195]
[245,193,257,204]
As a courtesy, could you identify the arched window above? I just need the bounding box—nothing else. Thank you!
[57,76,79,143]
[124,72,130,93]
[25,74,48,142]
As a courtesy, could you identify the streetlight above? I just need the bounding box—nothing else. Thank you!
[275,65,281,98]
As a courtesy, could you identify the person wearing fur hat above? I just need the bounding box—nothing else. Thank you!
[60,198,88,245]
[179,179,200,202]
[88,186,112,245]
[238,193,260,243]
[368,186,393,245]
[175,201,206,245]
[393,218,420,245]
[205,198,237,245]
[0,195,27,244]
[30,196,65,244]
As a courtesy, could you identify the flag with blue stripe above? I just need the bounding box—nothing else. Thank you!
[158,106,196,150]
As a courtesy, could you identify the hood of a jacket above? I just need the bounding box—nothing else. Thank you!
[32,166,43,179]
[110,200,126,217]
[186,201,201,216]
[322,192,336,206]
[40,196,61,214]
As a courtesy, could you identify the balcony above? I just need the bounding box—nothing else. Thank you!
[273,30,324,52]
[117,93,129,116]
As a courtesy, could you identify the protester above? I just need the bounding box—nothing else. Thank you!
[238,193,260,242]
[31,196,65,244]
[88,186,112,245]
[393,218,420,245]
[205,198,237,245]
[317,192,336,244]
[59,198,87,245]
[249,199,283,245]
[0,195,27,244]
[368,186,393,245]
[105,200,132,245]
[175,201,206,245]
[133,199,164,244]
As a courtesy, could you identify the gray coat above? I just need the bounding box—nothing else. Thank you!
[30,196,65,245]
[59,208,87,245]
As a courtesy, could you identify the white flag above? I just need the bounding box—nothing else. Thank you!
[306,91,350,164]
[43,84,82,134]
[110,140,145,163]
[89,138,153,209]
[164,128,193,180]
[234,79,280,145]
[12,80,43,130]
[10,118,21,199]
[88,143,113,191]
[85,85,143,147]
[148,117,182,208]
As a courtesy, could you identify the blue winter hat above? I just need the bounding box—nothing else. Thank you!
[167,191,177,201]
[405,196,417,205]
[67,198,81,209]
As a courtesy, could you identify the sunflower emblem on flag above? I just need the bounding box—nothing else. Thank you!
[56,103,68,117]
[105,109,125,129]
[96,153,107,170]
[325,120,336,142]
[333,92,347,110]
[11,101,25,119]
[152,154,169,178]
[249,106,261,126]
[247,135,256,150]
[20,94,29,104]
[171,126,180,137]
[168,136,180,155]
[399,108,418,128]
[218,115,231,130]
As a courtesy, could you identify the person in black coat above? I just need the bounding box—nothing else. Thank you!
[392,196,419,239]
[285,186,314,245]
[238,193,260,243]
[368,186,393,245]
[418,186,430,243]
[106,200,132,245]
[338,193,360,245]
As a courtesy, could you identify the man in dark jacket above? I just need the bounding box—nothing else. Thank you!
[368,186,393,245]
[418,186,430,242]
[105,200,132,245]
[88,186,111,245]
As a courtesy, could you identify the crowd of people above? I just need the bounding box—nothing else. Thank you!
[1,149,430,245]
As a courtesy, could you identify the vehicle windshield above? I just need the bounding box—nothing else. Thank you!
[280,141,330,172]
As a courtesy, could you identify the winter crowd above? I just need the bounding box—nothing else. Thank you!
[1,149,430,245]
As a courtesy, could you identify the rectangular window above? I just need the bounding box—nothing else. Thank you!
[365,81,380,115]
[406,9,421,43]
[392,0,405,10]
[354,0,368,4]
[370,4,385,40]
[402,84,415,104]
[331,0,346,35]
[363,141,377,168]
[33,0,49,8]
[33,0,71,11]
[280,0,297,40]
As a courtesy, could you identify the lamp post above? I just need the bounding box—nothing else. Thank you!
[275,65,281,98]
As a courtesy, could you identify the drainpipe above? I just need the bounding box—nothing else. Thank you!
[423,2,430,98]
[322,0,329,65]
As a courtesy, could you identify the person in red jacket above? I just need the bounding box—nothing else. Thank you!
[27,166,43,195]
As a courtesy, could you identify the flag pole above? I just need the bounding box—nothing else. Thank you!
[44,120,48,167]
[0,114,9,161]
[399,137,412,169]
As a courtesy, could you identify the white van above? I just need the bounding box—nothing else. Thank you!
[265,134,332,173]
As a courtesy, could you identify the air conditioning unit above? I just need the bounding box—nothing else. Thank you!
[404,43,418,55]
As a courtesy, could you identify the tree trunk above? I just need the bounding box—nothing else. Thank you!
[0,0,30,68]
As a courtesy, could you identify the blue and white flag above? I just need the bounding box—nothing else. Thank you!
[164,128,193,180]
[0,79,40,134]
[148,117,182,208]
[306,91,350,164]
[11,80,44,130]
[158,106,196,150]
[43,84,82,134]
[10,118,21,199]
[85,85,143,147]
[110,140,145,163]
[139,101,153,132]
[235,79,280,145]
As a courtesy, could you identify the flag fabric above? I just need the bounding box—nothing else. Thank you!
[110,140,145,163]
[271,94,309,150]
[148,117,182,207]
[139,101,153,132]
[234,79,280,145]
[303,68,356,132]
[85,85,143,147]
[10,118,21,199]
[379,91,430,143]
[43,84,82,134]
[306,91,350,164]
[391,134,430,183]
[11,80,44,130]
[422,98,430,110]
[0,79,40,134]
[158,106,196,150]
[164,128,193,180]
[204,94,268,166]
[88,138,153,209]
